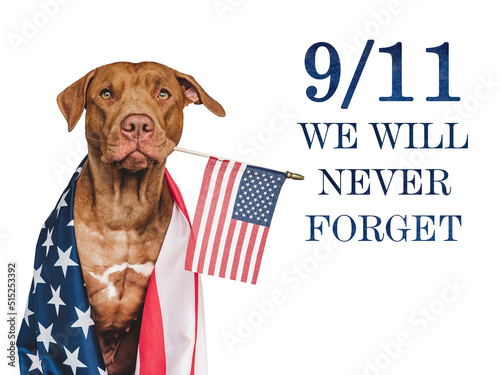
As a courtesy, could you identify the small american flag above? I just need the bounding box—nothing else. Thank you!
[185,157,286,284]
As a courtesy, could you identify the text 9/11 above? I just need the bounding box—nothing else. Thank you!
[305,41,460,108]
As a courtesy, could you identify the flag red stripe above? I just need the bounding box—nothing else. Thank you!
[197,161,229,273]
[219,219,237,278]
[251,227,270,285]
[185,157,218,270]
[138,270,166,374]
[241,225,260,283]
[230,221,249,280]
[208,162,242,275]
[190,274,199,375]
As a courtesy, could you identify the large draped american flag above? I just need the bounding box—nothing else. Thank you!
[17,157,206,375]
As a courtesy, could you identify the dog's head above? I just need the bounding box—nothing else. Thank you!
[57,61,225,172]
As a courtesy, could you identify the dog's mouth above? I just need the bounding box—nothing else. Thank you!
[112,150,161,172]
[98,122,175,172]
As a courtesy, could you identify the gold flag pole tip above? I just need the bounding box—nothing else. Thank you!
[286,172,305,180]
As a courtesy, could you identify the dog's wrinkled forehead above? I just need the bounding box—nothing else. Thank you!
[87,62,181,99]
[57,61,225,132]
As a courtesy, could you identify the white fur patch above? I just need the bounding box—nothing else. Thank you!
[89,262,155,299]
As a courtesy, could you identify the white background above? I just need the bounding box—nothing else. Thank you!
[1,0,499,374]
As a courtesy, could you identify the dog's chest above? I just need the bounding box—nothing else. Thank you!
[75,222,165,332]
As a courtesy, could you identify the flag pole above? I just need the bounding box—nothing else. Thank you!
[174,147,304,180]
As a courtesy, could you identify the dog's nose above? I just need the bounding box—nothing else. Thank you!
[121,114,155,140]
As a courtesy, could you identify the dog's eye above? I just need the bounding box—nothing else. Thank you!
[100,89,112,100]
[158,89,170,100]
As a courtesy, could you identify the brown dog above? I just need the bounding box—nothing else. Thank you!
[56,61,225,374]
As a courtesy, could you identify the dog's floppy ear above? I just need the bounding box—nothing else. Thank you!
[57,69,97,132]
[174,70,226,117]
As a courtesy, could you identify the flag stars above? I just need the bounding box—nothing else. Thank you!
[54,246,78,277]
[48,285,66,316]
[56,190,69,218]
[26,351,43,373]
[24,307,34,327]
[42,228,54,256]
[63,347,87,375]
[33,265,45,293]
[233,167,285,226]
[71,306,94,339]
[37,322,57,351]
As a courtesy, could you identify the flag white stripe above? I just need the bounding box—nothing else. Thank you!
[154,205,197,375]
[136,350,141,373]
